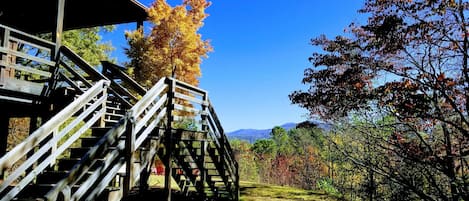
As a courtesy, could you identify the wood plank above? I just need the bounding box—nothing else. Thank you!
[0,80,108,172]
[59,60,92,87]
[0,95,33,104]
[101,61,147,95]
[174,103,201,114]
[1,77,44,96]
[0,60,51,77]
[59,46,107,81]
[9,36,53,54]
[0,24,56,48]
[0,47,55,66]
[172,78,207,96]
[174,92,204,105]
[131,77,167,117]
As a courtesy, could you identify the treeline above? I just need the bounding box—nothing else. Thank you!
[232,116,469,200]
[230,122,333,191]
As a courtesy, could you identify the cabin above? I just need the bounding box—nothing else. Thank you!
[0,1,239,201]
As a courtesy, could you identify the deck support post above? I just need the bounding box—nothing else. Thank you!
[199,140,206,198]
[199,92,208,199]
[164,78,175,201]
[53,0,65,59]
[137,20,144,30]
[124,114,137,197]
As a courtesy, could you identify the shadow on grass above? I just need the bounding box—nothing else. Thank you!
[122,188,233,201]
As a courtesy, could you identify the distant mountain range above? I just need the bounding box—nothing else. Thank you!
[227,121,330,143]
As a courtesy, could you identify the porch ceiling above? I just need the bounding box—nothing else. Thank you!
[0,0,148,34]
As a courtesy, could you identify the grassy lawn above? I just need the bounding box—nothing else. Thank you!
[239,181,337,201]
[146,176,337,201]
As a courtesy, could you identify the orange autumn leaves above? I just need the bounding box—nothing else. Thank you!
[126,0,212,87]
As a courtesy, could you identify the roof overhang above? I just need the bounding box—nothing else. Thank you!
[0,0,148,34]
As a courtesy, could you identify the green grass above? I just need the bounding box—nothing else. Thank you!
[239,181,338,201]
[146,176,338,201]
[148,175,180,190]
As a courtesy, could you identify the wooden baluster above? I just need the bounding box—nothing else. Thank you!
[124,113,136,196]
[98,84,107,127]
[50,128,58,167]
[0,29,9,86]
[7,41,17,79]
[199,91,209,197]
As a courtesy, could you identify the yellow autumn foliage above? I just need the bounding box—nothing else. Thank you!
[126,0,212,87]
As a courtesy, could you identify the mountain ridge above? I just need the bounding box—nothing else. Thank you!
[227,121,329,143]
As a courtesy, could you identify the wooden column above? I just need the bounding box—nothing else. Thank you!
[124,114,137,196]
[53,0,65,59]
[164,78,175,201]
[199,139,206,198]
[137,20,144,30]
[200,93,208,198]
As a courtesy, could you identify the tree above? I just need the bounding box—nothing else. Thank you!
[38,27,115,66]
[289,127,327,189]
[62,27,115,66]
[125,0,212,87]
[290,1,469,200]
[252,139,276,159]
[271,126,293,155]
[230,139,259,182]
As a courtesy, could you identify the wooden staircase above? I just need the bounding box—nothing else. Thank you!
[0,24,239,201]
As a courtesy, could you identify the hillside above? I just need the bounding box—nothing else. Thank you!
[227,123,296,143]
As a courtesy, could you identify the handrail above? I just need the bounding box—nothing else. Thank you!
[0,24,55,98]
[168,77,239,198]
[57,46,132,108]
[101,61,147,95]
[44,119,127,201]
[0,80,109,201]
[58,46,108,81]
[0,24,55,49]
[0,25,237,199]
[41,76,239,201]
[130,78,168,149]
[45,77,169,200]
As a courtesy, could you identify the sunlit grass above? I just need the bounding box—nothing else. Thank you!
[146,176,337,201]
[148,175,180,190]
[240,181,337,201]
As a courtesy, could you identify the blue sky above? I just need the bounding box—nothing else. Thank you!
[103,0,364,132]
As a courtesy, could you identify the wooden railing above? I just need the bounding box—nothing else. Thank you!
[0,24,55,101]
[167,78,240,199]
[0,80,110,201]
[207,101,240,200]
[0,23,238,200]
[101,61,147,105]
[43,77,239,200]
[44,78,168,200]
[56,46,134,108]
